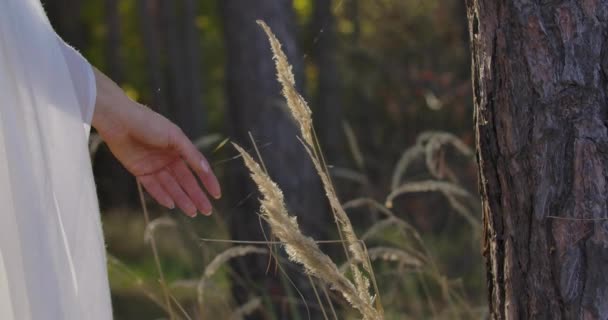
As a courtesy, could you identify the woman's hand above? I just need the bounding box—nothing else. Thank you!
[91,69,220,217]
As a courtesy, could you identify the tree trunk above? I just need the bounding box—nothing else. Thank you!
[221,0,328,317]
[91,0,137,209]
[467,1,608,318]
[180,0,206,139]
[312,0,344,165]
[160,0,188,130]
[104,0,123,83]
[137,0,168,115]
[158,0,205,139]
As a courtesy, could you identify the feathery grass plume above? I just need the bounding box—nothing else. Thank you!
[197,246,268,312]
[257,20,314,147]
[233,143,381,320]
[385,180,470,208]
[340,247,423,274]
[385,180,480,231]
[343,197,425,251]
[420,132,473,180]
[366,247,424,270]
[343,121,365,170]
[302,143,373,301]
[417,131,473,159]
[390,144,424,191]
[390,131,474,190]
[257,19,376,309]
[144,216,177,244]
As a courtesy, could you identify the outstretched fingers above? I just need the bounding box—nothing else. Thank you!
[169,160,213,215]
[157,169,197,217]
[138,175,174,209]
[169,126,221,199]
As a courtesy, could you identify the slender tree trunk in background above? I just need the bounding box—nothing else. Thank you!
[159,0,206,139]
[105,0,123,83]
[221,1,328,317]
[312,0,344,165]
[137,0,168,115]
[160,0,189,131]
[94,0,135,208]
[180,0,206,139]
[467,1,608,318]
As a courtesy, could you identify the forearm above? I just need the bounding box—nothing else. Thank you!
[91,68,141,140]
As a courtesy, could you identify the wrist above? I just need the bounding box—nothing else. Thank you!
[91,68,132,140]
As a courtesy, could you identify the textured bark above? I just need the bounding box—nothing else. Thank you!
[312,0,344,164]
[137,0,168,115]
[221,0,328,317]
[180,0,206,138]
[467,0,608,319]
[159,0,205,138]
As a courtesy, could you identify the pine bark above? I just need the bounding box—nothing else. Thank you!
[467,0,608,318]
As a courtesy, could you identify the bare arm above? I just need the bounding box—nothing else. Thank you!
[91,68,221,217]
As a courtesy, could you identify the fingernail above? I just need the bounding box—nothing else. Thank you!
[203,208,213,216]
[201,160,210,174]
[167,200,175,209]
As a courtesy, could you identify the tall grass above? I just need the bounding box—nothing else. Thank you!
[104,21,485,320]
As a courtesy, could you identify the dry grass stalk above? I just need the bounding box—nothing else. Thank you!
[234,143,381,320]
[417,131,473,159]
[343,198,420,238]
[385,180,480,230]
[257,20,314,147]
[340,247,423,274]
[391,131,473,190]
[197,245,268,312]
[230,297,263,320]
[391,144,424,191]
[257,19,376,310]
[144,216,177,244]
[385,180,470,208]
[343,121,365,170]
[366,247,424,269]
[137,182,175,320]
[302,144,373,302]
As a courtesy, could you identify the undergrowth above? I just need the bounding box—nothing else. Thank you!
[99,21,485,320]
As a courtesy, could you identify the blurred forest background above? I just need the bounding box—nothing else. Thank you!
[44,0,483,318]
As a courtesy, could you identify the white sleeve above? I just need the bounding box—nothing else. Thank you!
[56,36,97,136]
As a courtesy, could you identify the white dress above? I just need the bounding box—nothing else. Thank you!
[0,0,113,319]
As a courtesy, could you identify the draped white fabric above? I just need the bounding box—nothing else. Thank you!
[0,0,113,319]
